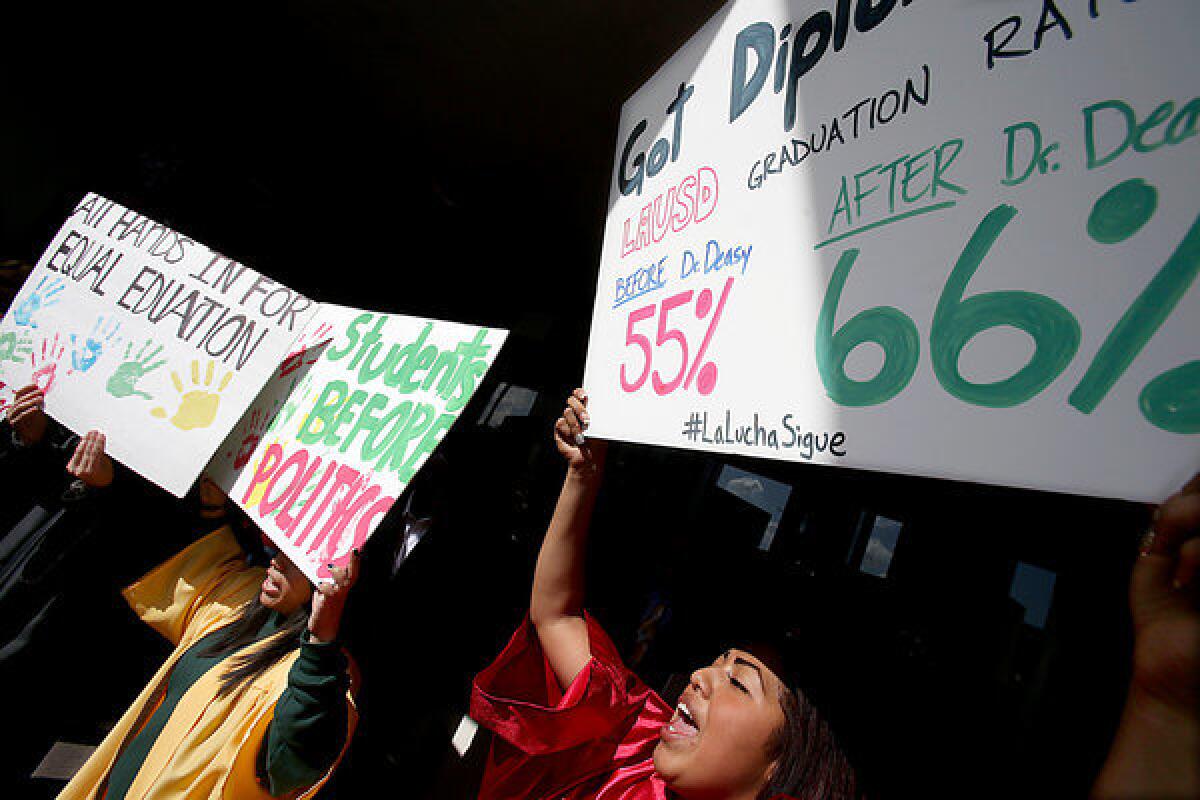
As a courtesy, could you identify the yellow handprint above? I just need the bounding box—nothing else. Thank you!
[151,359,233,431]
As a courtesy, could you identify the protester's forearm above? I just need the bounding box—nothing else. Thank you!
[263,638,349,796]
[308,598,346,644]
[1092,688,1200,799]
[530,468,602,628]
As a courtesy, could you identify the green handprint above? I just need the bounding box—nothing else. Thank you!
[0,330,33,364]
[106,340,167,400]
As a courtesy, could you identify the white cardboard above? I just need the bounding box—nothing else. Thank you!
[583,0,1200,502]
[0,194,316,496]
[208,304,507,583]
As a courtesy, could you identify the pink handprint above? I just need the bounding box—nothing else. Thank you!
[279,322,334,378]
[30,334,68,393]
[233,408,269,468]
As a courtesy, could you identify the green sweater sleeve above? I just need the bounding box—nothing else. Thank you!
[261,636,350,796]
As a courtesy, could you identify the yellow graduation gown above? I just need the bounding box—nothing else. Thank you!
[59,526,357,800]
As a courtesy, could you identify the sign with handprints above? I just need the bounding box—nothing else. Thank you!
[106,340,167,400]
[69,316,122,372]
[582,0,1200,502]
[151,360,234,430]
[0,194,319,496]
[13,276,65,327]
[31,334,67,393]
[207,304,507,584]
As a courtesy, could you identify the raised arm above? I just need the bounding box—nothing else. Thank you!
[1092,473,1200,798]
[529,388,608,691]
[261,553,359,796]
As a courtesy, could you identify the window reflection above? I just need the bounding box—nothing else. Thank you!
[476,383,539,428]
[1009,562,1056,630]
[715,465,793,551]
[850,513,903,578]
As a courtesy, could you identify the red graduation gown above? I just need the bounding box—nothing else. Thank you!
[470,613,674,800]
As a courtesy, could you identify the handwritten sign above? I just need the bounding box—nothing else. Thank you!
[583,0,1200,501]
[208,304,507,583]
[0,194,317,496]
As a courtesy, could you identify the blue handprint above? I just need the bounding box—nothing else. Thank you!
[12,276,65,328]
[69,316,122,372]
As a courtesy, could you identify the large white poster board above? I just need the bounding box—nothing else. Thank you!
[0,194,318,496]
[208,305,507,583]
[583,0,1200,502]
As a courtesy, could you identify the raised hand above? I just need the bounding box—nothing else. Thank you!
[553,388,606,476]
[66,430,114,488]
[12,276,65,328]
[106,340,166,400]
[6,384,47,446]
[309,549,361,643]
[1129,475,1200,716]
[532,389,608,690]
[1093,473,1200,797]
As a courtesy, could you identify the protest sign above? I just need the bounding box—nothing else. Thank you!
[0,194,317,496]
[582,0,1200,501]
[208,304,507,583]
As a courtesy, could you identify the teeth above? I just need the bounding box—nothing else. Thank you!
[676,702,695,726]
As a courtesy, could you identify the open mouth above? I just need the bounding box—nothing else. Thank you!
[662,700,700,741]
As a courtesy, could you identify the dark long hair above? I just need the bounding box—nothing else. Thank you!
[199,597,309,698]
[759,684,859,800]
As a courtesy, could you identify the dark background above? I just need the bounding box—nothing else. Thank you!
[1,2,1150,798]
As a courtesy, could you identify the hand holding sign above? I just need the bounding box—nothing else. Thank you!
[1134,475,1200,699]
[66,430,114,489]
[309,548,361,643]
[7,384,47,446]
[554,388,606,476]
[1094,473,1200,797]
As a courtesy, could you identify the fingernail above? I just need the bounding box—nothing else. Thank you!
[575,433,586,446]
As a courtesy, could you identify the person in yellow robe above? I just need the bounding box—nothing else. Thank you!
[58,431,360,800]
